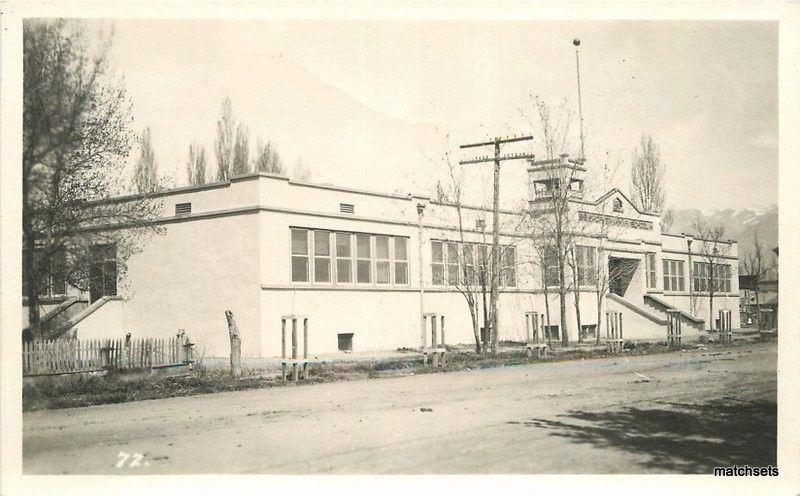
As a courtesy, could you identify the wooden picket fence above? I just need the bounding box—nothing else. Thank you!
[22,336,194,376]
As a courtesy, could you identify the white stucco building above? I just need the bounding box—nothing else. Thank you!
[24,156,740,357]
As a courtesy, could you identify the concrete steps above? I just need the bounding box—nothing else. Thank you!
[643,294,706,334]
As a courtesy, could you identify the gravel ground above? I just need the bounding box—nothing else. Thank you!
[22,340,777,475]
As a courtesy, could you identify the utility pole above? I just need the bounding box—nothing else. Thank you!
[460,135,534,355]
[574,38,585,159]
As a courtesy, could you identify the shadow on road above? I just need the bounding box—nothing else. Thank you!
[511,398,776,473]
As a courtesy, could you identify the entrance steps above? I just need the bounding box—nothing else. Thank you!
[23,297,88,340]
[643,294,705,334]
[606,293,706,341]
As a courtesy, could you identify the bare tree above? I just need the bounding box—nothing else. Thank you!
[134,127,159,193]
[661,208,674,234]
[292,158,312,182]
[214,97,235,181]
[253,139,284,174]
[528,227,555,346]
[231,123,250,176]
[22,20,163,338]
[434,158,486,353]
[185,143,208,186]
[430,134,528,355]
[691,218,733,331]
[525,96,580,346]
[630,135,665,213]
[566,243,583,342]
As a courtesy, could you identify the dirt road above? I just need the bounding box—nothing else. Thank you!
[23,341,777,474]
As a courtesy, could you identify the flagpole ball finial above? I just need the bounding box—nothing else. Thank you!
[573,38,581,47]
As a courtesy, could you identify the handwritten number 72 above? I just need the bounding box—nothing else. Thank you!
[116,451,144,468]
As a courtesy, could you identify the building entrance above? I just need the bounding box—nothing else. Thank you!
[608,256,639,297]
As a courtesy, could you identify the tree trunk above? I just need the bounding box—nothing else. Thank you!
[543,286,552,346]
[754,287,760,327]
[481,284,490,354]
[559,287,568,347]
[709,293,714,332]
[24,234,41,340]
[595,292,603,345]
[225,309,242,377]
[572,267,582,343]
[469,302,481,354]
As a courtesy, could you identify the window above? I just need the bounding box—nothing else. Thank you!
[50,251,67,296]
[543,246,559,287]
[693,261,706,292]
[502,246,516,287]
[431,241,445,285]
[645,253,656,289]
[613,198,623,212]
[291,229,309,282]
[375,235,390,284]
[313,230,331,282]
[717,264,731,293]
[463,243,477,286]
[89,245,117,302]
[336,233,352,283]
[394,237,408,284]
[446,242,460,286]
[476,243,489,286]
[23,249,68,298]
[663,259,685,292]
[340,203,355,214]
[574,245,596,286]
[356,234,371,283]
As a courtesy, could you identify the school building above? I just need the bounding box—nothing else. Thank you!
[23,155,740,357]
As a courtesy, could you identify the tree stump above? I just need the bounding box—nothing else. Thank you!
[225,310,242,378]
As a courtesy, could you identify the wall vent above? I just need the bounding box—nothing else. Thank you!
[339,203,355,214]
[175,202,192,215]
[338,333,354,352]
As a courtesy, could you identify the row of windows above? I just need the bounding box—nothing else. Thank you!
[693,261,732,293]
[430,240,516,287]
[543,245,597,287]
[291,228,409,285]
[290,230,735,293]
[659,259,734,293]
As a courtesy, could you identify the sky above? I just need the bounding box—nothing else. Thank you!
[90,19,778,212]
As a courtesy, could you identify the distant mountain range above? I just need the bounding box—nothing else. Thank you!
[666,205,778,270]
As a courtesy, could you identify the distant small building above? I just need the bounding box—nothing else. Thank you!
[739,275,778,327]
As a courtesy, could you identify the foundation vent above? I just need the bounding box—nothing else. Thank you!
[340,203,355,214]
[175,202,192,215]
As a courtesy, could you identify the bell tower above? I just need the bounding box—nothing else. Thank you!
[528,153,586,209]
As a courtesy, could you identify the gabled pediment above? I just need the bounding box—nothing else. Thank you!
[592,188,654,217]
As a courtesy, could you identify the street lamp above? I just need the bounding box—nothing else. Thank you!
[417,202,427,349]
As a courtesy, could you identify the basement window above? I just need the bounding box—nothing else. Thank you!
[175,202,192,215]
[338,333,354,352]
[340,203,355,214]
